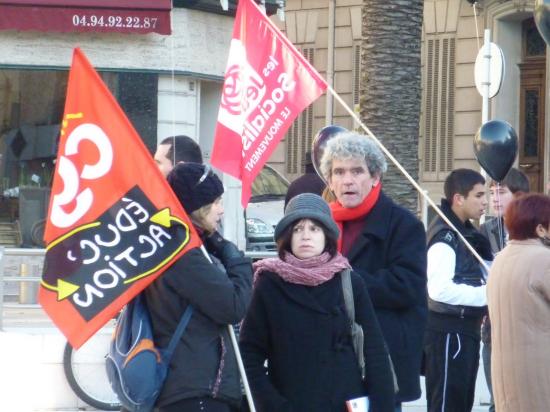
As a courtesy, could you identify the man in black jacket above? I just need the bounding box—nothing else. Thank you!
[424,168,493,412]
[284,151,326,208]
[319,131,428,411]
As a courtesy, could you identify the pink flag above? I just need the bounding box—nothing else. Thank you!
[211,0,327,207]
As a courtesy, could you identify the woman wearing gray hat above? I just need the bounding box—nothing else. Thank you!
[239,193,394,412]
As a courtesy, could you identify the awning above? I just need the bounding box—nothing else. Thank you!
[0,0,172,35]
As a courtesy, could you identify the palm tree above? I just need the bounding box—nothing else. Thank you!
[360,0,424,212]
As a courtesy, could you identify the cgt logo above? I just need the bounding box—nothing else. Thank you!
[51,120,113,229]
[218,39,265,134]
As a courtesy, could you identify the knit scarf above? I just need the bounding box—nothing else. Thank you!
[329,183,381,251]
[253,251,351,287]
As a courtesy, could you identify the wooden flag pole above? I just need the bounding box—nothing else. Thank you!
[199,245,257,412]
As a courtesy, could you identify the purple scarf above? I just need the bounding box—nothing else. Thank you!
[253,251,351,287]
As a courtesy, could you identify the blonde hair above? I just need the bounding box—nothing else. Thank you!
[190,202,214,234]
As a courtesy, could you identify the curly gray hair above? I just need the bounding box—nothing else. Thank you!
[319,132,387,180]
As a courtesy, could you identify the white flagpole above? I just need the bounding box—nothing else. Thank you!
[199,245,257,412]
[325,85,490,272]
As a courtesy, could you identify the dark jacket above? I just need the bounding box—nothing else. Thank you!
[426,200,492,338]
[479,216,506,255]
[427,215,488,289]
[239,270,395,412]
[284,172,326,208]
[144,247,253,407]
[479,216,506,344]
[343,192,428,402]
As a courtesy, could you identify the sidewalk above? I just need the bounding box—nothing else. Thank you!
[1,307,491,412]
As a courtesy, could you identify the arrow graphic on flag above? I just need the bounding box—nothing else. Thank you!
[149,208,187,228]
[40,207,191,300]
[41,278,81,301]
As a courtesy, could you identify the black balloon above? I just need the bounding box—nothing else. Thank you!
[473,120,518,182]
[535,0,550,47]
[311,125,348,182]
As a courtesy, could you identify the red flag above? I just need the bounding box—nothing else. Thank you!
[211,0,327,207]
[39,48,201,349]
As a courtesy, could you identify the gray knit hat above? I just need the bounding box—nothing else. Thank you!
[274,193,339,241]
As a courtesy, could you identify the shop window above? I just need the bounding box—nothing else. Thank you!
[0,68,158,247]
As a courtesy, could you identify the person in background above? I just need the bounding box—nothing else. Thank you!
[480,168,529,253]
[423,168,493,412]
[239,193,395,412]
[487,193,550,412]
[284,151,326,208]
[478,167,529,412]
[319,132,427,411]
[154,135,203,177]
[145,162,252,412]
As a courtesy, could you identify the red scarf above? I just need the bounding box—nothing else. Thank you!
[330,184,381,251]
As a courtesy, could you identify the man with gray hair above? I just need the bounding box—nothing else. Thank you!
[320,131,428,411]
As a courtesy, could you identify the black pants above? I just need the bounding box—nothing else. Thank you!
[423,330,480,412]
[157,397,234,412]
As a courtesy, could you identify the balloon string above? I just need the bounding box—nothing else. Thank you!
[326,85,491,272]
[494,184,506,251]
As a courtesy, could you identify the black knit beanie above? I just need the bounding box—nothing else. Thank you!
[167,163,224,214]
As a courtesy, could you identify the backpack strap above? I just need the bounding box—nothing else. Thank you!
[165,305,194,360]
[340,269,365,379]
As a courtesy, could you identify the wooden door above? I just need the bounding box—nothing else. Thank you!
[519,60,545,192]
[518,19,546,192]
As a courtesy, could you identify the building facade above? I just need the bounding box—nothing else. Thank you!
[0,2,235,247]
[0,1,283,249]
[422,0,547,199]
[272,0,363,181]
[278,0,548,205]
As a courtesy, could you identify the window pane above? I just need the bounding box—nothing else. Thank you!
[524,89,539,157]
[525,24,546,57]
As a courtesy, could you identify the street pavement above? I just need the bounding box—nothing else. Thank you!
[1,307,490,412]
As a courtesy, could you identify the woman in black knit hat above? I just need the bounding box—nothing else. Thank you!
[144,162,252,412]
[239,193,395,412]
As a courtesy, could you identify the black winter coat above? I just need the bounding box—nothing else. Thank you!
[239,270,395,412]
[343,192,428,402]
[144,247,252,407]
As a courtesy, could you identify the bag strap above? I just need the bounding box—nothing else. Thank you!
[341,268,355,324]
[340,270,399,393]
[340,269,365,378]
[165,305,194,360]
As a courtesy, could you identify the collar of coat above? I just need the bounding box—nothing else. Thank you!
[344,191,393,262]
[258,270,340,315]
